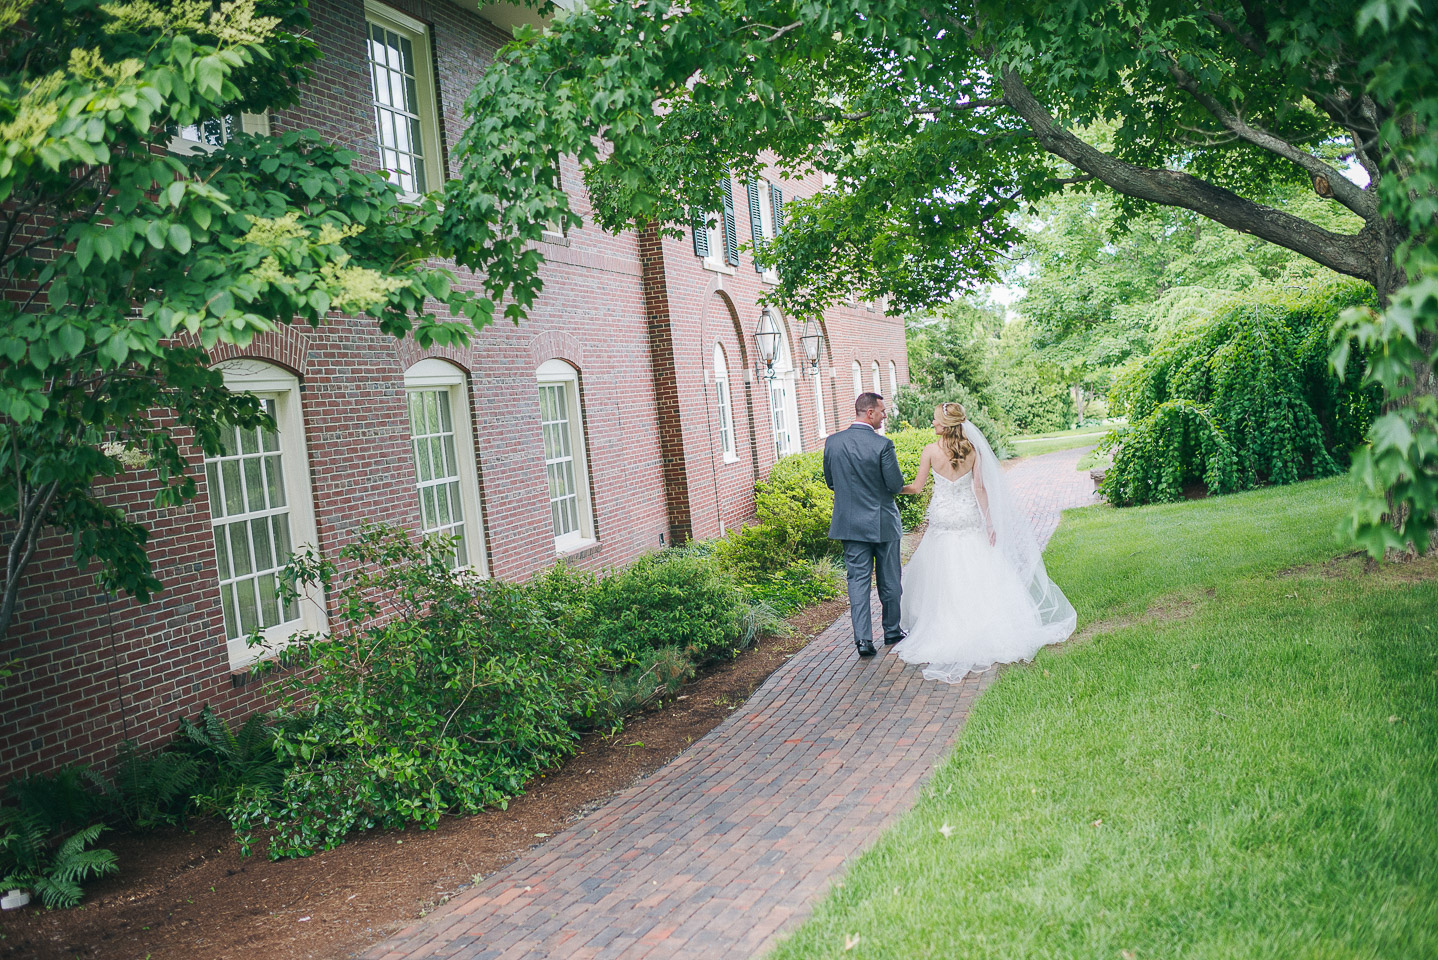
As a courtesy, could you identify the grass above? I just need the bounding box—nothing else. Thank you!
[1010,423,1122,457]
[767,477,1438,959]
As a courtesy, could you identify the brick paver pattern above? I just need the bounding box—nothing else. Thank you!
[362,445,1099,960]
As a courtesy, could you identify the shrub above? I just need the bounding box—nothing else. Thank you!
[711,523,795,580]
[589,646,696,730]
[231,525,608,859]
[173,707,291,818]
[109,744,202,831]
[583,552,754,668]
[754,452,836,560]
[739,558,846,615]
[1103,280,1379,505]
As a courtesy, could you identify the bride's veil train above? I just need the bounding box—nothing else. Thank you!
[963,420,1077,644]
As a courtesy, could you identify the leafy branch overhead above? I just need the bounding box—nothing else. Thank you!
[0,0,493,640]
[449,0,1435,549]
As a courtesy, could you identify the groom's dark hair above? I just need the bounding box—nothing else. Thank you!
[855,392,884,415]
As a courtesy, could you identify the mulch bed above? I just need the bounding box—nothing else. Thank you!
[0,597,847,960]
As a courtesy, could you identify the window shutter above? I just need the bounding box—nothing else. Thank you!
[692,214,710,258]
[721,175,739,266]
[770,185,785,233]
[747,180,765,272]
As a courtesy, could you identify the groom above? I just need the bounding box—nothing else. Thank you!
[823,392,905,658]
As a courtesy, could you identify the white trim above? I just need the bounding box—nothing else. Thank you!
[210,360,325,670]
[537,359,596,552]
[713,344,738,462]
[169,111,270,156]
[364,1,444,196]
[403,359,489,576]
[757,181,779,284]
[851,360,863,400]
[812,370,828,439]
[888,360,899,399]
[768,321,802,457]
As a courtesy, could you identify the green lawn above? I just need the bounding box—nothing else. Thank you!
[1010,423,1120,457]
[768,477,1438,959]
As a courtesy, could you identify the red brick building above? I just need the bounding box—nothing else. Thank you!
[0,0,907,782]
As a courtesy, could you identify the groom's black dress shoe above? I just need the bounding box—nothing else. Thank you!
[856,639,878,658]
[883,630,906,646]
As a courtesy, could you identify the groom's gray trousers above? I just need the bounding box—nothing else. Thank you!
[823,423,907,646]
[842,539,902,645]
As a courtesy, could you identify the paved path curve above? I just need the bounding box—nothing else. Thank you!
[361,446,1099,960]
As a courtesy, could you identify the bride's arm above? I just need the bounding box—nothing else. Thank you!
[900,447,932,495]
[971,452,997,545]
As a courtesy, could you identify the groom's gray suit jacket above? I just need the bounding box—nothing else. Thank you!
[823,424,905,542]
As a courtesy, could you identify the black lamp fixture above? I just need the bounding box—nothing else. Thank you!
[754,306,782,380]
[799,317,825,376]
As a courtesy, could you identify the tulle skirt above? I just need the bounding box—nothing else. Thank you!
[898,527,1076,683]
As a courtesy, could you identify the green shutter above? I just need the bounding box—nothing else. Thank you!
[747,180,765,272]
[692,214,709,258]
[770,186,785,233]
[721,175,739,266]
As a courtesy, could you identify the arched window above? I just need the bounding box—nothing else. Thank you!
[888,360,898,398]
[404,359,488,573]
[713,344,738,461]
[851,360,863,400]
[768,324,802,457]
[537,359,596,552]
[871,360,882,396]
[207,360,324,669]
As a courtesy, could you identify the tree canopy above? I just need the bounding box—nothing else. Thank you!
[0,0,490,639]
[448,0,1435,550]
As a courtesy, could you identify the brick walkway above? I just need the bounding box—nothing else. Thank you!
[361,446,1099,960]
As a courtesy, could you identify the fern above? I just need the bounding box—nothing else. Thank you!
[110,744,201,829]
[0,816,116,909]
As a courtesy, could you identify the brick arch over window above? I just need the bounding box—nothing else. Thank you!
[707,291,761,474]
[207,324,311,378]
[393,339,475,376]
[528,331,586,369]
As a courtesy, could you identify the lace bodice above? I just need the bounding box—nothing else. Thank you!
[926,471,986,536]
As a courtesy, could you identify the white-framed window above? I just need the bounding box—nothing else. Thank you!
[871,361,882,396]
[852,360,863,400]
[404,359,488,574]
[768,325,802,458]
[206,361,324,670]
[537,359,596,552]
[888,360,899,399]
[713,344,738,462]
[365,1,443,196]
[169,112,270,155]
[812,369,828,439]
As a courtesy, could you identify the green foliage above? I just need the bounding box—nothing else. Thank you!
[0,0,492,639]
[737,558,846,616]
[173,706,289,816]
[590,646,696,730]
[985,320,1074,434]
[230,526,607,859]
[904,298,1003,398]
[0,768,116,908]
[892,377,1013,462]
[1103,281,1379,505]
[580,553,754,668]
[754,452,837,561]
[108,742,201,830]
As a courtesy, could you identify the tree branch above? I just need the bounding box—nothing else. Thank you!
[1163,55,1378,221]
[997,67,1384,285]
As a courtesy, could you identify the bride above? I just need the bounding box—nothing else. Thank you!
[895,403,1076,683]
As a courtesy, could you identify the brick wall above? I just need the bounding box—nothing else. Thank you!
[0,0,907,783]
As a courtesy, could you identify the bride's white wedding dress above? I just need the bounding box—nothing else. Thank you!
[898,426,1077,683]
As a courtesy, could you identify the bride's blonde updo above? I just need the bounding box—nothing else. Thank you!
[935,402,975,470]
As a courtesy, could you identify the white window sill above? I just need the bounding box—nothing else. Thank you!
[541,229,571,247]
[722,453,740,464]
[556,535,599,557]
[702,258,736,276]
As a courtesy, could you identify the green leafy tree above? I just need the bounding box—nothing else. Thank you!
[0,0,491,639]
[905,296,1003,401]
[442,0,1435,547]
[1103,280,1380,505]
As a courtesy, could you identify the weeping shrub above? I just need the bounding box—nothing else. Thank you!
[1102,280,1380,505]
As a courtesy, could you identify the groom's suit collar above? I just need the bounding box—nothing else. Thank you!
[849,421,877,431]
